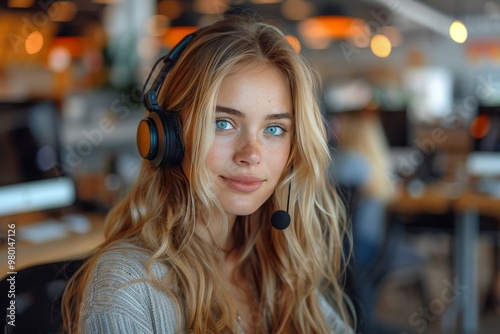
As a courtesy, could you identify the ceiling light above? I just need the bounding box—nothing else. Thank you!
[25,31,44,55]
[162,26,198,48]
[301,16,360,39]
[298,18,331,49]
[298,1,362,46]
[370,34,392,58]
[449,20,468,43]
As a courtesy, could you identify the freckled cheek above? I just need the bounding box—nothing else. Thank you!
[266,146,290,173]
[206,143,233,169]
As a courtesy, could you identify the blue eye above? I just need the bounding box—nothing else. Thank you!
[215,119,233,130]
[264,125,285,136]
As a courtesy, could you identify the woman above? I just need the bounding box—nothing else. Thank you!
[63,14,352,333]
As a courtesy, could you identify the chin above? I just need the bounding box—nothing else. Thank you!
[224,201,265,218]
[229,208,260,218]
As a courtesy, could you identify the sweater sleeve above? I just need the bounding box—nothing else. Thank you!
[318,293,354,334]
[79,245,179,334]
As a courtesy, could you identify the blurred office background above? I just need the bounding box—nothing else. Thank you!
[1,0,500,333]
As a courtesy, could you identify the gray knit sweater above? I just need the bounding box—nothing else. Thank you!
[79,243,351,333]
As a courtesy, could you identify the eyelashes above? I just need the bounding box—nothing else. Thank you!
[264,125,286,136]
[215,118,288,137]
[215,119,234,131]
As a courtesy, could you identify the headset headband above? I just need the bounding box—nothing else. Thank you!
[141,31,200,113]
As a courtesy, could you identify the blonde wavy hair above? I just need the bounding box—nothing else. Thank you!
[63,14,352,333]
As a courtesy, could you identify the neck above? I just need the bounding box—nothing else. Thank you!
[195,213,238,251]
[220,214,238,252]
[223,252,257,334]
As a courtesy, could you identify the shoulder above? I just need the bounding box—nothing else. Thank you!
[92,243,167,282]
[80,243,178,333]
[318,293,354,334]
[84,242,169,300]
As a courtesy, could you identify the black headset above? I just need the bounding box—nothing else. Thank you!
[136,31,201,167]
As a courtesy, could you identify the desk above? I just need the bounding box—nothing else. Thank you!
[0,212,105,277]
[388,182,451,215]
[389,184,500,334]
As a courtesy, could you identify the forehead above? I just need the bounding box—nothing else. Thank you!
[217,62,292,109]
[225,60,288,82]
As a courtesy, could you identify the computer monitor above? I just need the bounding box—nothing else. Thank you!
[0,100,76,216]
[378,109,410,148]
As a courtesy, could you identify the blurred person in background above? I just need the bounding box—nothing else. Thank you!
[327,93,396,333]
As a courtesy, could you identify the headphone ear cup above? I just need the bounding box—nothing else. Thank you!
[159,112,184,167]
[137,111,184,167]
[137,117,157,161]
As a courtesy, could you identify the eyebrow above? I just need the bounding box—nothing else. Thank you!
[215,105,294,121]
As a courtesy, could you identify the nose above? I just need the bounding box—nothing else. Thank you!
[233,135,261,167]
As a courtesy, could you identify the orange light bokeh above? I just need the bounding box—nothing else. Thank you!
[162,26,198,49]
[312,16,360,39]
[370,34,392,58]
[285,35,301,53]
[25,31,44,55]
[470,114,491,139]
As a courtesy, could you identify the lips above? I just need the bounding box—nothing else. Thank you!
[220,175,264,193]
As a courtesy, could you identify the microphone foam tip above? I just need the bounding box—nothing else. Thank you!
[271,210,291,230]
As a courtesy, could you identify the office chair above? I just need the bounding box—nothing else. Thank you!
[0,259,85,334]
